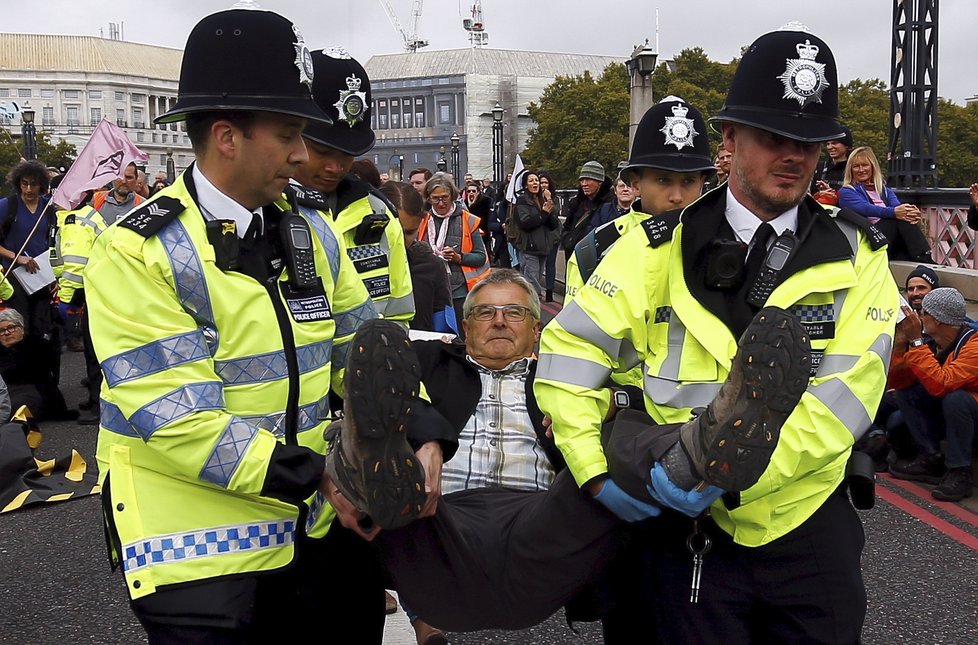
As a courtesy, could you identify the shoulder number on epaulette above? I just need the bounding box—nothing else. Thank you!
[640,210,681,248]
[118,196,185,238]
[291,184,329,210]
[829,206,889,251]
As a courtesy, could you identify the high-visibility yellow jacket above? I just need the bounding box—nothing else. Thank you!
[564,205,652,300]
[535,191,898,547]
[50,205,106,303]
[293,178,414,326]
[87,171,376,600]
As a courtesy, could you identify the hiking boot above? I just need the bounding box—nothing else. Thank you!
[888,452,946,485]
[323,319,427,530]
[413,619,450,645]
[665,306,811,492]
[931,467,974,502]
[77,408,100,426]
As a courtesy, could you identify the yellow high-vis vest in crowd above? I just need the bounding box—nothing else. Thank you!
[50,205,106,303]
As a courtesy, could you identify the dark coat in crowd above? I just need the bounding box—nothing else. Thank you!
[559,179,614,253]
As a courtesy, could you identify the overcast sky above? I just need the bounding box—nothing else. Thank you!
[2,0,976,104]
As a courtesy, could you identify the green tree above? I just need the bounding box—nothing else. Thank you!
[523,63,629,189]
[836,79,889,165]
[935,100,978,187]
[0,130,76,193]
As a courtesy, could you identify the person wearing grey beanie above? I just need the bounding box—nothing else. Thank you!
[890,286,978,502]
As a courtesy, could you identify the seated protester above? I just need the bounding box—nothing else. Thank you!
[810,125,852,204]
[381,181,455,334]
[889,288,978,502]
[587,177,636,234]
[838,146,933,262]
[0,308,72,421]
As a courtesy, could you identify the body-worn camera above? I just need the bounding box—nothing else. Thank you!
[705,239,747,290]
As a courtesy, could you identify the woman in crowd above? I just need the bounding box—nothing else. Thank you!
[417,173,491,339]
[513,171,560,298]
[463,182,493,261]
[587,176,636,233]
[838,146,933,263]
[538,171,562,302]
[379,181,454,334]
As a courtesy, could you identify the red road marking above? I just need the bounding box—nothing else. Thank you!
[876,485,978,552]
[879,472,978,530]
[541,301,562,317]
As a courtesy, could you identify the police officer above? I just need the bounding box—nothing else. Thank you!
[536,24,897,643]
[291,49,415,327]
[84,8,444,643]
[49,197,106,424]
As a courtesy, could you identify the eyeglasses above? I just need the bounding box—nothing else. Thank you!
[467,304,534,322]
[0,324,22,335]
[430,195,452,204]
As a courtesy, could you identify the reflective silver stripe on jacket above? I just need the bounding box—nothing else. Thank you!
[215,340,332,386]
[121,518,295,573]
[554,300,626,360]
[334,299,378,338]
[378,292,416,318]
[240,395,332,438]
[102,330,211,388]
[200,417,260,487]
[536,353,610,389]
[808,378,873,440]
[159,220,218,344]
[129,381,225,441]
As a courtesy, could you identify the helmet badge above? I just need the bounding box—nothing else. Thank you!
[659,102,698,151]
[777,40,829,108]
[292,25,315,90]
[334,74,368,127]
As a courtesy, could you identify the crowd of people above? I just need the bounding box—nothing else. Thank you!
[1,8,977,645]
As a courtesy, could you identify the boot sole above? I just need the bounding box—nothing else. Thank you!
[700,307,811,491]
[339,320,427,530]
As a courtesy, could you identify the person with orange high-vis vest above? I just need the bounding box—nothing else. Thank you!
[418,172,491,338]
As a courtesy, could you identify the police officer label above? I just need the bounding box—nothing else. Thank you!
[363,275,392,299]
[281,282,332,322]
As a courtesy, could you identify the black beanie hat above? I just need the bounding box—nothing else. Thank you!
[906,265,939,289]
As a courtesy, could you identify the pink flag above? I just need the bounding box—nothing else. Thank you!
[51,118,149,210]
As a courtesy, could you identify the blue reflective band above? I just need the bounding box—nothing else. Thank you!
[334,299,378,338]
[102,330,211,388]
[199,417,259,488]
[129,382,224,440]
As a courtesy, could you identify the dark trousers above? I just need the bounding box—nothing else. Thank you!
[136,523,387,645]
[375,470,620,631]
[896,383,978,468]
[544,243,559,293]
[646,490,866,645]
[873,218,931,261]
[81,308,102,407]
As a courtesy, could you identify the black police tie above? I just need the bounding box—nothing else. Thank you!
[244,212,262,243]
[744,222,774,284]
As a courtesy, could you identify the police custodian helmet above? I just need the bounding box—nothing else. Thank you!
[302,48,376,156]
[156,5,331,126]
[621,95,715,183]
[711,22,844,143]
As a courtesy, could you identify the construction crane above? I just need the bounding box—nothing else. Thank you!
[462,1,489,48]
[378,0,429,53]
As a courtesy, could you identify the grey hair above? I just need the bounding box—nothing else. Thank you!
[462,269,541,320]
[423,172,459,201]
[0,308,25,328]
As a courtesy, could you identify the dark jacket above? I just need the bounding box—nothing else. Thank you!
[587,201,629,233]
[465,194,493,238]
[560,179,614,252]
[413,340,566,472]
[406,241,453,332]
[812,158,847,192]
[514,193,559,256]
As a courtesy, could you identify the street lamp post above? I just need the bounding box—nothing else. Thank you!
[491,102,504,195]
[626,39,658,149]
[450,132,460,179]
[437,145,447,173]
[21,103,37,161]
[165,148,176,184]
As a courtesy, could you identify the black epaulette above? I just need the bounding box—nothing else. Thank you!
[827,206,889,251]
[289,184,330,210]
[118,197,185,238]
[640,209,681,248]
[64,214,76,226]
[574,222,625,285]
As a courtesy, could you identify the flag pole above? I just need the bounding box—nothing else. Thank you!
[0,126,23,159]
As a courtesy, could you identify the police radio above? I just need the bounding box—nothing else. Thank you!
[279,214,317,290]
[747,231,797,307]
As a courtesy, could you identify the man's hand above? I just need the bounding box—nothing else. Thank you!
[646,463,724,518]
[320,473,380,541]
[896,305,923,345]
[15,255,38,274]
[542,415,553,439]
[591,478,662,522]
[414,441,443,517]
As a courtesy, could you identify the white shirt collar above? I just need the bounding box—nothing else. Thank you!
[192,163,261,239]
[724,186,799,246]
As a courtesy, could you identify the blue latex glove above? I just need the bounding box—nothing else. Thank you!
[593,478,662,522]
[57,302,72,319]
[646,463,725,518]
